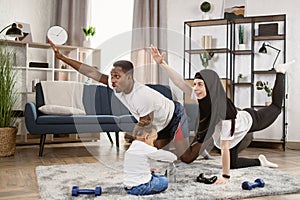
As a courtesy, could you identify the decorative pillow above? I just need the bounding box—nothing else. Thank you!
[38,105,86,115]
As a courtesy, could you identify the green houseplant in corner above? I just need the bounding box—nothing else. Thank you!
[0,46,18,157]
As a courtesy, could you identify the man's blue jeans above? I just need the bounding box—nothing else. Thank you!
[125,174,168,195]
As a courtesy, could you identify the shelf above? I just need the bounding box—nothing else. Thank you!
[253,35,285,41]
[19,92,35,94]
[232,14,286,24]
[185,15,285,27]
[185,19,229,27]
[54,68,77,72]
[233,82,252,86]
[253,70,276,74]
[28,67,52,71]
[13,66,26,70]
[232,50,253,55]
[185,48,230,54]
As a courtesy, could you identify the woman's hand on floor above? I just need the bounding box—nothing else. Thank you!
[214,176,229,184]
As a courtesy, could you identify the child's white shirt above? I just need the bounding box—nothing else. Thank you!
[123,140,177,187]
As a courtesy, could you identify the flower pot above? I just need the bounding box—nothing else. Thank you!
[265,101,272,106]
[83,37,92,48]
[0,127,18,157]
[202,12,210,20]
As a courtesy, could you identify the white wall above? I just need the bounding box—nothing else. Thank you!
[167,0,300,142]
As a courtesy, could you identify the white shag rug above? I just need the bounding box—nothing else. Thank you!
[36,157,300,200]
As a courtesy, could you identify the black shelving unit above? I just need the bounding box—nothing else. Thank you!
[183,14,287,150]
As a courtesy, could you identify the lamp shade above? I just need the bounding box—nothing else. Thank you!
[5,23,22,37]
[259,43,267,53]
[0,23,23,37]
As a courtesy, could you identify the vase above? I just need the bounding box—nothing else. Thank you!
[202,12,210,20]
[238,44,246,50]
[83,37,92,48]
[265,96,272,106]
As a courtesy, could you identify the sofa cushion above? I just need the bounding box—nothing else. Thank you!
[38,105,86,115]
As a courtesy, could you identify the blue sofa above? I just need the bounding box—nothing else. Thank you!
[24,82,174,156]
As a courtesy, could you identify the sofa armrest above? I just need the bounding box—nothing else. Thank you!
[24,102,38,133]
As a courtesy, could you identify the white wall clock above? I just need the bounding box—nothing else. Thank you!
[47,26,68,45]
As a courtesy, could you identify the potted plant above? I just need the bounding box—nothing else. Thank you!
[238,73,243,83]
[200,51,214,68]
[256,80,272,105]
[237,73,248,83]
[82,26,96,48]
[0,46,18,157]
[200,1,212,20]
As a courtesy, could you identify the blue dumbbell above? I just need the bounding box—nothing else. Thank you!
[71,186,102,196]
[242,178,265,190]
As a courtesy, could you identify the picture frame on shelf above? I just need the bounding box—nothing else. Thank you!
[223,0,245,19]
[15,21,32,42]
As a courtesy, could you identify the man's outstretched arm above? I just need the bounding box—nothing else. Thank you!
[48,38,109,85]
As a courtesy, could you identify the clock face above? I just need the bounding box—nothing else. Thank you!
[47,26,68,45]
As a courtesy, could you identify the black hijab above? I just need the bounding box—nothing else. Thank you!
[195,70,237,143]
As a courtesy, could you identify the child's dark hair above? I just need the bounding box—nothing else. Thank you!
[132,120,157,137]
[113,60,134,75]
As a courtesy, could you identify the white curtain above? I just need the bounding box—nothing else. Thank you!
[131,0,168,84]
[55,0,91,46]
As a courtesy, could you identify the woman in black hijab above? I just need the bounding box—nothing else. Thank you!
[151,46,289,184]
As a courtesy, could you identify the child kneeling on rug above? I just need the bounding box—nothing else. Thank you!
[123,120,177,195]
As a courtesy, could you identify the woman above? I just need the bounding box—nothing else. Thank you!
[150,45,292,184]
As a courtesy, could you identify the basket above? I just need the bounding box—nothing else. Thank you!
[0,127,18,157]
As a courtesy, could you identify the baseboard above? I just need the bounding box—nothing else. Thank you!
[250,140,300,150]
[285,142,300,150]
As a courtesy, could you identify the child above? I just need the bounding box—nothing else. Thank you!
[123,120,177,195]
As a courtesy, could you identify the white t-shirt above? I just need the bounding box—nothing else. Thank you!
[213,110,253,149]
[123,140,177,187]
[113,81,175,132]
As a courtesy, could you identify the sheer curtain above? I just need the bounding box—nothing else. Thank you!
[55,0,91,46]
[131,0,168,84]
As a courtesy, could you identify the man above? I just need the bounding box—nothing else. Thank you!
[48,38,204,162]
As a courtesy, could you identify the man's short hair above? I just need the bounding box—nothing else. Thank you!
[113,60,134,75]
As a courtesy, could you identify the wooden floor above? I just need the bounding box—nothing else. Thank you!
[0,134,300,200]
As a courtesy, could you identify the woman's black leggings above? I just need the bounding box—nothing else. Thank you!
[230,73,285,169]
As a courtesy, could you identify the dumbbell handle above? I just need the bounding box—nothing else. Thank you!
[72,186,101,196]
[77,189,96,194]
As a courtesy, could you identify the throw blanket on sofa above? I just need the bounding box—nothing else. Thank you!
[39,81,86,115]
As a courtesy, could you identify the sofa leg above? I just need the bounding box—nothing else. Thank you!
[115,132,119,149]
[39,134,46,157]
[106,132,114,144]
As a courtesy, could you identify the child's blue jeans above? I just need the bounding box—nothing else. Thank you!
[125,174,168,195]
